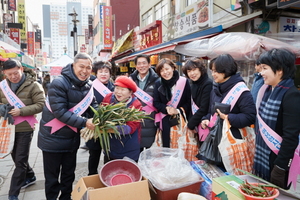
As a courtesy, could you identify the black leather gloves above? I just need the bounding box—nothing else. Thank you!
[0,104,15,125]
[270,165,288,189]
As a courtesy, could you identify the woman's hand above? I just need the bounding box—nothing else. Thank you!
[166,106,178,115]
[201,119,209,129]
[86,118,95,130]
[216,109,227,120]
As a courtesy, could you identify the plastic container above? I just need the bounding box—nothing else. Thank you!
[149,177,204,200]
[99,159,142,187]
[238,183,279,200]
[110,174,133,186]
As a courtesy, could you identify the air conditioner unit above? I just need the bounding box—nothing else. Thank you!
[265,0,277,8]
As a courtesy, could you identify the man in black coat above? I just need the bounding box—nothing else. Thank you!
[130,54,159,152]
[38,53,97,200]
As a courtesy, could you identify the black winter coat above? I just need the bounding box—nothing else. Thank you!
[203,74,256,139]
[188,73,213,130]
[153,75,191,147]
[38,64,98,152]
[131,68,159,148]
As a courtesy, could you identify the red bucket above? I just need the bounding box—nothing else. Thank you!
[99,159,142,187]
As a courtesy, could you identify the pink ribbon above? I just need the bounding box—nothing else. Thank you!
[257,84,300,189]
[45,87,94,134]
[92,78,111,97]
[0,80,38,128]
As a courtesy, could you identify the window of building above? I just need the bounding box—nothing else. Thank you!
[186,0,197,7]
[142,9,153,27]
[155,0,168,20]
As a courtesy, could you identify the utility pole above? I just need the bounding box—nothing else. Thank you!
[68,8,79,57]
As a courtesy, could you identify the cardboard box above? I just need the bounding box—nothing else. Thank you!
[150,177,204,200]
[72,174,151,200]
[212,175,244,200]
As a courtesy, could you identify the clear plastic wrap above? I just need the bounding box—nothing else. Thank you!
[138,147,202,191]
[174,32,300,60]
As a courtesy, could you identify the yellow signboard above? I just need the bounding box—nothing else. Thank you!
[18,0,26,40]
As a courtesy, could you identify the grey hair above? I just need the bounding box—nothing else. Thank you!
[74,53,92,63]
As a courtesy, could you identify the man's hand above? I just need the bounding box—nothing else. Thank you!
[8,107,21,117]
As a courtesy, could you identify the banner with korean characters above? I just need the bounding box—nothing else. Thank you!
[168,0,212,40]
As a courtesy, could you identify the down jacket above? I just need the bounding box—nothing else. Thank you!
[203,74,256,139]
[130,68,159,148]
[0,68,45,132]
[38,64,97,152]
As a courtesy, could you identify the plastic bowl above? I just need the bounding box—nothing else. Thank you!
[99,159,142,187]
[238,183,279,200]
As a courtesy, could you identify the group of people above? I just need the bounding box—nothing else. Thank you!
[1,48,299,200]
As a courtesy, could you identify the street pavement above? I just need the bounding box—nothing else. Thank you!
[0,113,300,200]
[0,113,104,200]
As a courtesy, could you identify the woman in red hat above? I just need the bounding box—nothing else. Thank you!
[102,75,142,163]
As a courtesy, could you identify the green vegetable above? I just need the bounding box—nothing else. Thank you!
[240,180,278,197]
[80,102,152,157]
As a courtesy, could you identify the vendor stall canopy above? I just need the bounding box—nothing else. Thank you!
[174,32,300,61]
[0,41,24,61]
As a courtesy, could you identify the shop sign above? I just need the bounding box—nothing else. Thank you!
[3,13,13,35]
[278,0,299,9]
[27,32,34,55]
[129,61,135,68]
[17,0,26,40]
[279,17,300,32]
[112,30,133,57]
[169,0,211,40]
[139,21,162,50]
[102,6,113,49]
[120,66,128,72]
[8,0,17,11]
[9,28,20,44]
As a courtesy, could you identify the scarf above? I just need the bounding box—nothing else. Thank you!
[161,70,179,101]
[253,78,294,181]
[10,74,26,93]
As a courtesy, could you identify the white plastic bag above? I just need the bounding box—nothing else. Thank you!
[138,147,201,191]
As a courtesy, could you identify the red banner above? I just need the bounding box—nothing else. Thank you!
[103,6,113,49]
[9,28,20,44]
[8,0,16,11]
[27,32,35,55]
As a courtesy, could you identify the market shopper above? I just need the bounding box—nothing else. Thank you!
[182,57,212,142]
[130,54,159,152]
[253,48,300,189]
[38,53,97,200]
[0,59,45,200]
[102,76,142,163]
[153,58,191,147]
[250,60,264,103]
[200,54,256,163]
[42,74,51,96]
[86,61,114,175]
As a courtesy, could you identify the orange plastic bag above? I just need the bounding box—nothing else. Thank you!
[218,116,255,175]
[0,118,15,159]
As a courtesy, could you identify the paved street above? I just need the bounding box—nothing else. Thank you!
[0,113,299,200]
[0,113,104,200]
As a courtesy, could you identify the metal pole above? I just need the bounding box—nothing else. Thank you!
[74,23,77,56]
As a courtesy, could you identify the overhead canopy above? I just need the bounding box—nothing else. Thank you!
[115,25,223,64]
[0,40,23,55]
[174,32,300,60]
[42,54,73,71]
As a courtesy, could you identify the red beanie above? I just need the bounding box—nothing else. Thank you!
[114,76,137,93]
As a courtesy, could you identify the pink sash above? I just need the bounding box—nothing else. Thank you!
[256,84,300,189]
[92,78,111,97]
[200,82,249,141]
[44,87,94,134]
[0,80,38,129]
[155,77,186,129]
[134,87,157,114]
